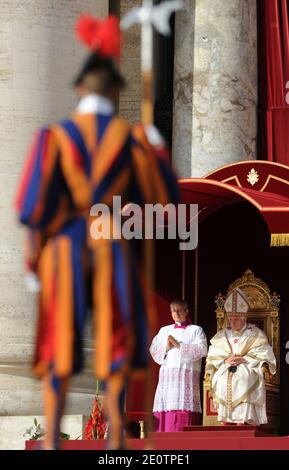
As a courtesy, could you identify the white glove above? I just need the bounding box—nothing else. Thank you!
[144,125,165,147]
[25,272,41,293]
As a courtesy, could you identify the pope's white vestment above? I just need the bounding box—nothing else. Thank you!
[206,323,276,424]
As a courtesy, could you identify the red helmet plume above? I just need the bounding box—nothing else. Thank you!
[76,15,121,62]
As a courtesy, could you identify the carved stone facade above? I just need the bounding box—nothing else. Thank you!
[173,0,257,177]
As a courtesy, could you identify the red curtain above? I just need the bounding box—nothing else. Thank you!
[258,0,289,163]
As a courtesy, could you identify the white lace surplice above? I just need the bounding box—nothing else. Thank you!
[149,324,208,412]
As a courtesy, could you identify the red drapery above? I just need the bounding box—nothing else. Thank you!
[258,0,289,165]
[258,0,289,163]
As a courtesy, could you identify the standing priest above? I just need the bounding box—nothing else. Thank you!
[150,300,207,431]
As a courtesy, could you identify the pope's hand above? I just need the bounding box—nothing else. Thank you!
[225,355,245,365]
[225,355,238,365]
[233,355,246,365]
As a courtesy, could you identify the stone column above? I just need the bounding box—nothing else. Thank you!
[172,0,257,177]
[0,0,108,417]
[119,0,142,123]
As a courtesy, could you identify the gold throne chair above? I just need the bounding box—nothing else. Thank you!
[203,269,280,432]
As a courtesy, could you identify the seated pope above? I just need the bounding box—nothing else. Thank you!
[206,287,276,425]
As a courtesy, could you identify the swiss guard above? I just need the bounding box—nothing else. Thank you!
[15,13,178,450]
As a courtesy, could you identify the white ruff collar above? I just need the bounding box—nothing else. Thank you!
[76,94,115,115]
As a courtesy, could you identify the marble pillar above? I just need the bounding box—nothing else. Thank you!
[0,0,108,417]
[172,0,257,177]
[119,0,142,123]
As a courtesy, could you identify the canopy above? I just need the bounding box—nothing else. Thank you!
[178,161,289,246]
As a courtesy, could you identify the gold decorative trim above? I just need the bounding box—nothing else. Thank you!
[222,176,242,187]
[179,178,263,209]
[139,421,145,439]
[246,353,264,361]
[206,356,226,361]
[204,371,213,386]
[203,160,289,179]
[214,375,260,410]
[179,178,289,211]
[227,371,234,409]
[247,168,260,186]
[271,233,289,247]
[262,207,289,212]
[260,174,289,192]
[227,269,271,300]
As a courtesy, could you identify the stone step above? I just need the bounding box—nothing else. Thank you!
[26,436,289,451]
[0,415,88,450]
[149,430,272,438]
[184,425,258,431]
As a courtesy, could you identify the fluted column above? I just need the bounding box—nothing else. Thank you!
[173,0,257,177]
[0,0,108,416]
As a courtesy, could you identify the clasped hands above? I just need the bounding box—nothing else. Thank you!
[166,335,181,352]
[225,354,246,366]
